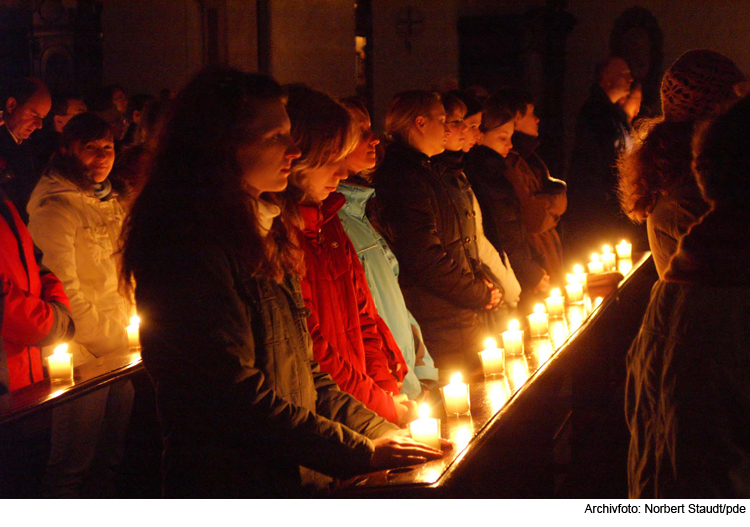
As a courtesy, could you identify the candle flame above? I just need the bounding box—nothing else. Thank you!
[590,253,600,262]
[603,244,611,254]
[450,372,463,384]
[620,239,629,246]
[551,288,561,297]
[594,297,603,307]
[418,404,431,419]
[484,338,497,350]
[53,343,68,355]
[533,303,545,315]
[508,319,519,331]
[573,264,584,274]
[130,315,141,326]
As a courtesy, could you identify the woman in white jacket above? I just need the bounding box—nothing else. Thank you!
[27,112,133,497]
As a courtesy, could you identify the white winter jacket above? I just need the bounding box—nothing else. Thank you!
[27,171,132,366]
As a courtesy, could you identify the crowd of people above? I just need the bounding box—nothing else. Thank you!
[0,46,748,498]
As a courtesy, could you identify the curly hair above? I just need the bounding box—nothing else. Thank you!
[120,67,303,290]
[617,117,695,222]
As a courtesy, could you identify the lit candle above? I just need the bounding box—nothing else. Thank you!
[127,315,141,349]
[441,373,470,415]
[47,343,73,383]
[566,264,587,286]
[565,282,584,304]
[616,240,632,259]
[502,319,524,356]
[408,404,441,449]
[588,253,604,274]
[527,304,549,337]
[618,258,633,275]
[601,245,616,271]
[545,288,565,318]
[479,338,504,377]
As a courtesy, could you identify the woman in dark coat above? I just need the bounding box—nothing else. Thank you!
[626,93,750,498]
[119,68,441,498]
[618,49,744,278]
[373,90,501,376]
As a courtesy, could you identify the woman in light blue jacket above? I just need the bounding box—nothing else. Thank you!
[337,99,438,400]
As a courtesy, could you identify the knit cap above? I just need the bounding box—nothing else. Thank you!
[661,49,745,122]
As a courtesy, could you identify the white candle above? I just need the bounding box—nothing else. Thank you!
[616,240,632,259]
[588,253,604,274]
[527,304,549,337]
[409,404,441,449]
[441,373,470,415]
[601,245,616,271]
[502,319,524,356]
[48,344,73,383]
[566,264,587,286]
[565,282,584,304]
[127,315,141,349]
[546,288,565,318]
[480,338,504,377]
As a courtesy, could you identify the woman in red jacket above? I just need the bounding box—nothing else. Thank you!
[283,85,415,426]
[1,188,73,394]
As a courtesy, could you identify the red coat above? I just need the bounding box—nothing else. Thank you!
[298,193,407,424]
[1,194,71,391]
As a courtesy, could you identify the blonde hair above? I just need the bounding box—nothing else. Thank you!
[385,90,441,144]
[285,85,357,200]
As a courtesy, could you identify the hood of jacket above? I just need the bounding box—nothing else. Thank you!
[664,205,750,286]
[338,183,375,221]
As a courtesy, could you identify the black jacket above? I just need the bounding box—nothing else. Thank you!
[0,126,43,224]
[464,145,546,292]
[134,237,397,497]
[373,141,492,372]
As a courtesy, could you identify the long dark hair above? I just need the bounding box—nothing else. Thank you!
[120,67,303,292]
[48,112,114,191]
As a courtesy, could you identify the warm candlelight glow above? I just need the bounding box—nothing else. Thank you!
[588,253,604,274]
[480,340,504,377]
[618,258,633,275]
[574,264,584,274]
[409,404,440,449]
[528,304,549,337]
[502,320,524,356]
[546,288,565,318]
[487,379,511,413]
[442,374,470,415]
[565,282,584,303]
[506,355,529,392]
[591,253,600,262]
[48,343,73,383]
[127,315,141,349]
[484,338,497,350]
[454,425,473,451]
[616,240,632,259]
[549,319,569,349]
[601,245,616,271]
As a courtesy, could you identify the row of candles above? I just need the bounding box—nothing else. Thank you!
[47,315,142,384]
[409,240,634,448]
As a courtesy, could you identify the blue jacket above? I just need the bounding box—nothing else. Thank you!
[338,183,438,399]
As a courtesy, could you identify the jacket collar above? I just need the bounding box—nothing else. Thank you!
[664,205,750,286]
[299,192,346,238]
[338,183,375,220]
[432,149,464,171]
[511,131,540,158]
[466,144,507,168]
[386,140,431,166]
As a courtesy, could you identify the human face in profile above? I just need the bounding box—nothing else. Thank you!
[301,160,349,203]
[444,108,468,152]
[481,120,514,158]
[345,113,380,174]
[462,112,482,152]
[514,104,539,137]
[4,88,52,141]
[419,102,448,157]
[238,98,301,198]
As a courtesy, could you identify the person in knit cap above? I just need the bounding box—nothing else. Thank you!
[626,92,750,498]
[618,49,745,278]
